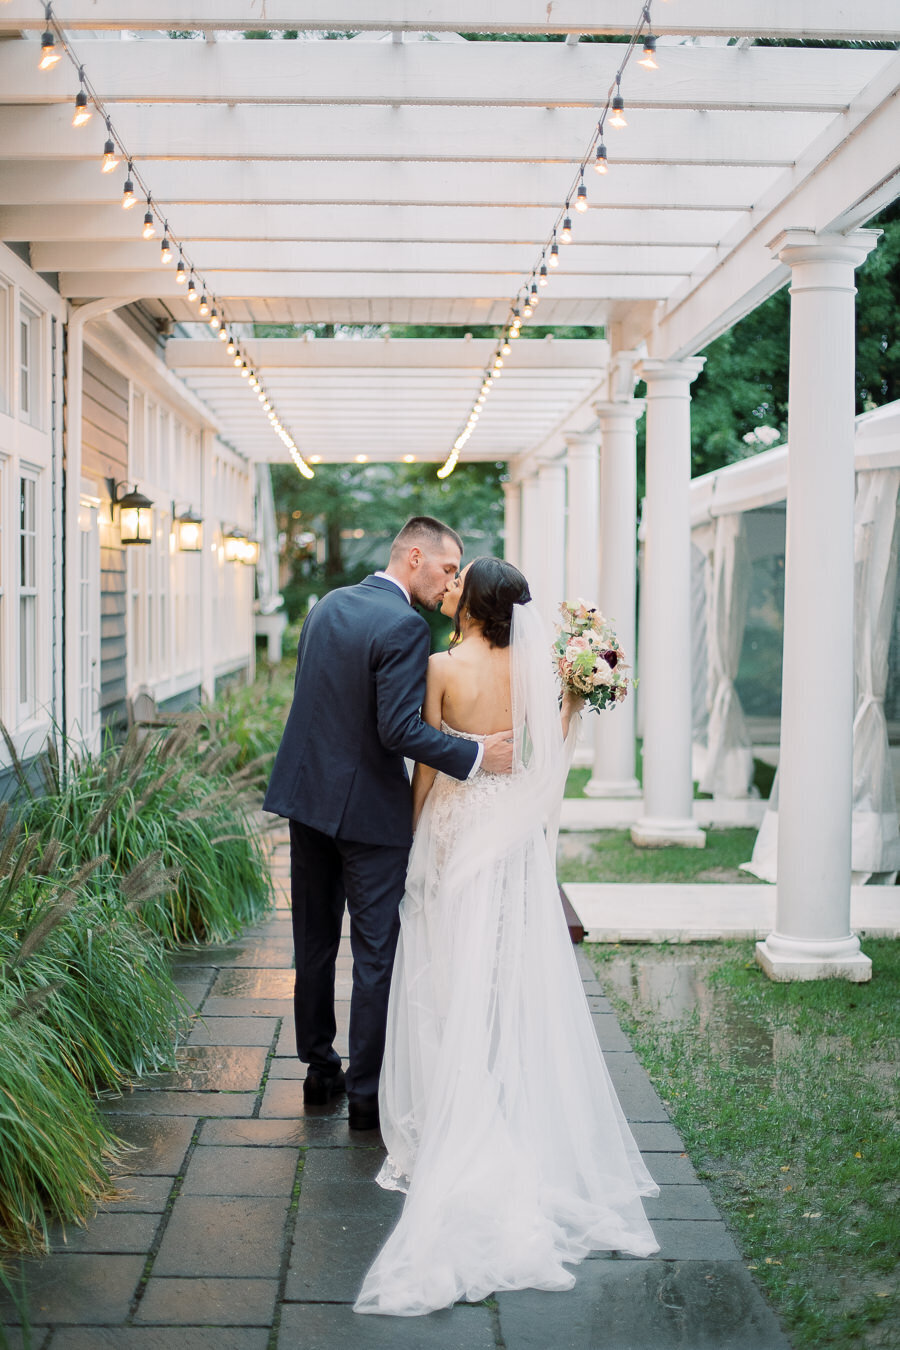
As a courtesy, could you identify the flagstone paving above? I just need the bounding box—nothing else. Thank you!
[1,826,791,1350]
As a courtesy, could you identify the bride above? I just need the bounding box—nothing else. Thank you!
[354,557,658,1318]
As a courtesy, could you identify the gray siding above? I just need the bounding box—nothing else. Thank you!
[82,346,129,730]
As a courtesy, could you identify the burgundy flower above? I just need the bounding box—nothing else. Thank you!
[600,649,618,669]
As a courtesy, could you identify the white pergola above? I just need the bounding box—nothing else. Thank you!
[1,1,898,980]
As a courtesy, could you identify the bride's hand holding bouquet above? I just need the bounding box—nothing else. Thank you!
[554,600,632,724]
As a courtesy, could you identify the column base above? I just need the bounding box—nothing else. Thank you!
[630,817,706,849]
[755,932,872,983]
[584,776,642,800]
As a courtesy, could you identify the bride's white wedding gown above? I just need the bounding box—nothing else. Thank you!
[354,687,659,1315]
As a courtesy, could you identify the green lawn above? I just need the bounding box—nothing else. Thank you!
[558,827,762,885]
[588,940,900,1349]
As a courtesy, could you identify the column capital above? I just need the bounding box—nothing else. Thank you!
[593,398,645,426]
[768,226,880,276]
[638,356,706,390]
[563,430,597,451]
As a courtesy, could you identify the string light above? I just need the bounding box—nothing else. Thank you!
[209,307,220,330]
[72,71,90,127]
[638,32,658,69]
[610,78,627,128]
[218,326,228,342]
[226,335,236,354]
[175,254,186,284]
[121,162,137,209]
[39,8,60,69]
[101,120,118,173]
[198,292,210,317]
[160,232,172,264]
[142,197,156,239]
[437,0,658,478]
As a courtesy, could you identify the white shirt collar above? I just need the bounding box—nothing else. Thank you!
[373,570,411,603]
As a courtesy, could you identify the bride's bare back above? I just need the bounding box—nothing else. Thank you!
[429,635,512,736]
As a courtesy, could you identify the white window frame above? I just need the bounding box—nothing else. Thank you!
[18,302,43,430]
[17,468,39,723]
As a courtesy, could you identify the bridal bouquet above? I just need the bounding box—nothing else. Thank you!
[554,599,631,713]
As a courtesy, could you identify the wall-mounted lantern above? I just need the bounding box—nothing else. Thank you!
[107,479,153,545]
[223,529,260,565]
[173,505,203,553]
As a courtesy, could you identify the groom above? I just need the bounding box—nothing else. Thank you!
[264,516,513,1130]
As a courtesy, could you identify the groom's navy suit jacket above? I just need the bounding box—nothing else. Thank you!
[263,575,478,847]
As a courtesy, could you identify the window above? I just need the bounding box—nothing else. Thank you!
[18,474,37,718]
[19,305,42,427]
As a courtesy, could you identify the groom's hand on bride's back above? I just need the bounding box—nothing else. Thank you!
[482,731,515,775]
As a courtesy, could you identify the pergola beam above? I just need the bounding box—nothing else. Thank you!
[165,337,608,368]
[0,42,889,111]
[33,240,700,276]
[1,1,897,41]
[0,105,820,167]
[57,270,676,301]
[0,161,770,210]
[0,204,737,247]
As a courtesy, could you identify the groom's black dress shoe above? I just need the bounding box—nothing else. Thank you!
[348,1093,380,1131]
[303,1068,346,1106]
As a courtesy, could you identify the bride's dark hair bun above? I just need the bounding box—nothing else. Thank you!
[452,557,531,649]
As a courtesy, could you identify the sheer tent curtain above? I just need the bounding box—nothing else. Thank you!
[745,468,900,882]
[700,513,754,798]
[851,468,900,880]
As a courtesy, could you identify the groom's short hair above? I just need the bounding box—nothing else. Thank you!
[390,516,463,558]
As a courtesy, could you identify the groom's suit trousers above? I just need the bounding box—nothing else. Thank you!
[289,819,410,1099]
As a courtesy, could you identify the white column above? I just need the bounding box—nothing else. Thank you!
[502,477,521,567]
[536,457,567,621]
[564,432,600,601]
[519,471,543,601]
[586,399,644,799]
[631,357,706,848]
[756,228,879,982]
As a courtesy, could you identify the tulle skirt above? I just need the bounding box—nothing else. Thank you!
[354,766,659,1317]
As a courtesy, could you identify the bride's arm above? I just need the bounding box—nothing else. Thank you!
[560,689,584,740]
[411,655,446,829]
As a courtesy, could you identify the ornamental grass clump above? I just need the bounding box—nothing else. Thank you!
[20,715,273,945]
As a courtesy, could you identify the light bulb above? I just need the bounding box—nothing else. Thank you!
[530,281,540,304]
[502,340,511,355]
[638,33,658,69]
[121,166,136,209]
[160,230,172,263]
[233,352,243,368]
[594,142,608,174]
[218,326,228,341]
[39,31,60,70]
[549,237,559,267]
[226,336,236,354]
[510,325,520,338]
[142,209,156,240]
[187,276,197,303]
[73,87,91,128]
[240,362,250,377]
[523,298,533,317]
[101,132,118,174]
[209,308,220,330]
[175,259,186,284]
[575,177,588,212]
[561,215,573,243]
[494,356,503,369]
[610,94,627,129]
[198,293,210,317]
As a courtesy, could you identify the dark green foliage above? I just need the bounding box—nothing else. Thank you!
[590,939,900,1348]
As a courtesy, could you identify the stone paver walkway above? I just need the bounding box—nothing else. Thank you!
[1,826,790,1349]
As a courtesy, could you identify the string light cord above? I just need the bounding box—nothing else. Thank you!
[438,0,661,477]
[37,2,315,479]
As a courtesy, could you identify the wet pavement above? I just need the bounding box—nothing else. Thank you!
[0,827,791,1349]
